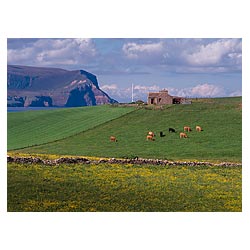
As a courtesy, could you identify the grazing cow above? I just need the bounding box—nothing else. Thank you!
[148,131,155,137]
[169,128,176,133]
[110,136,117,142]
[196,126,202,132]
[184,126,192,132]
[146,135,155,141]
[160,131,165,137]
[180,132,188,138]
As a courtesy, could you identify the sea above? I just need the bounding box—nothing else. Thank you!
[7,107,65,112]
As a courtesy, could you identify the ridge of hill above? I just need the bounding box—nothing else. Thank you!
[7,65,117,107]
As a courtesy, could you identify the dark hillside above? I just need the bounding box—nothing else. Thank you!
[7,65,117,107]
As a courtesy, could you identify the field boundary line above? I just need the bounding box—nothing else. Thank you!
[7,155,242,167]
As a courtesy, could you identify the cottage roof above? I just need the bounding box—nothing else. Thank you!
[148,92,161,97]
[148,91,172,98]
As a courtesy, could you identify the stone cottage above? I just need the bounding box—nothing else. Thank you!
[147,89,186,105]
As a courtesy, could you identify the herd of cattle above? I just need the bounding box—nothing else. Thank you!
[110,125,203,142]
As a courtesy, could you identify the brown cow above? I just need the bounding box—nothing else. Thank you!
[180,132,188,138]
[148,131,155,137]
[146,135,155,141]
[196,126,202,132]
[110,136,117,142]
[184,126,192,132]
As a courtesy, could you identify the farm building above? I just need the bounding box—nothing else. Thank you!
[147,89,186,105]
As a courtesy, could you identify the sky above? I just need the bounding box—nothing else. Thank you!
[7,38,242,103]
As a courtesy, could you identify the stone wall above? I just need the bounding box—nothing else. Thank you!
[7,155,241,167]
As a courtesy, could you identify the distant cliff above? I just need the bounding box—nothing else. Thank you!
[7,65,118,107]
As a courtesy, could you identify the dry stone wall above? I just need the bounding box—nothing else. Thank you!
[7,156,241,167]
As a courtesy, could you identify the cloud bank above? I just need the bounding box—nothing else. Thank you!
[8,38,97,67]
[8,38,242,74]
[120,38,242,73]
[101,83,241,103]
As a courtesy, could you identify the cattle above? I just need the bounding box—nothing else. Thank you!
[169,128,176,133]
[196,126,202,132]
[148,131,155,137]
[180,132,188,138]
[110,136,117,142]
[159,131,165,137]
[146,135,155,141]
[184,126,192,132]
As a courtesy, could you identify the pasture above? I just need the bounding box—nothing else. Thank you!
[7,162,241,212]
[7,97,242,212]
[11,97,242,162]
[7,105,135,150]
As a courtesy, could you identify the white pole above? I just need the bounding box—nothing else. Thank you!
[132,83,134,102]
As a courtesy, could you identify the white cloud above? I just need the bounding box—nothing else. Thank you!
[8,38,242,75]
[99,84,155,102]
[101,84,118,90]
[229,90,242,97]
[133,84,160,92]
[102,83,228,103]
[133,83,225,99]
[99,84,129,102]
[120,38,242,74]
[189,83,225,97]
[169,84,225,98]
[8,47,35,63]
[7,38,97,66]
[122,41,164,59]
[182,39,242,67]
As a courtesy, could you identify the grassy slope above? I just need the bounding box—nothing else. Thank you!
[16,97,242,162]
[7,105,135,150]
[7,162,242,212]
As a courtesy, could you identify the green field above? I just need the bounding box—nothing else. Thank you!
[8,105,135,150]
[7,97,242,212]
[7,162,241,212]
[10,97,242,162]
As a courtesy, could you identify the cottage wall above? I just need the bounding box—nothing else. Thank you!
[148,90,173,105]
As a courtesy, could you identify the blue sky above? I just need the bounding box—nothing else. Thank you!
[7,38,242,102]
